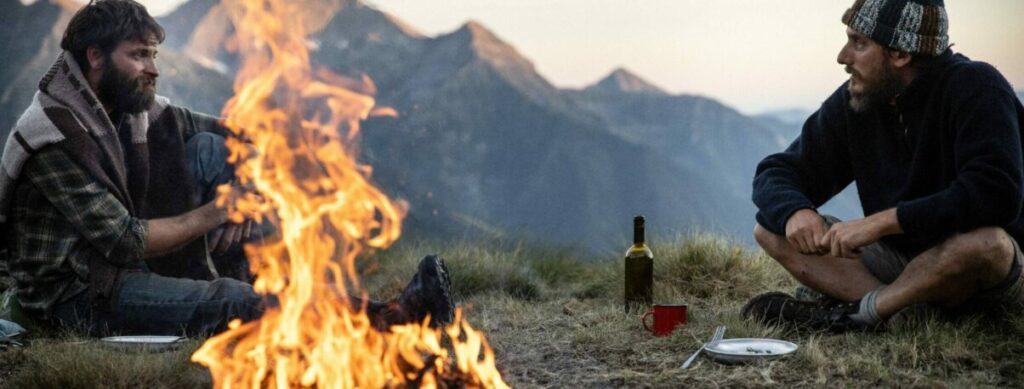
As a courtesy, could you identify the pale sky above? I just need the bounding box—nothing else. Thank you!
[138,0,1024,114]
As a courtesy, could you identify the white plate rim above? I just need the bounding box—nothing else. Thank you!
[704,337,798,357]
[100,335,185,344]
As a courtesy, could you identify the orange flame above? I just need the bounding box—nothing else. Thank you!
[189,0,508,387]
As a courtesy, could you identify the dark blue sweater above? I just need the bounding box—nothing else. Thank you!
[753,50,1024,257]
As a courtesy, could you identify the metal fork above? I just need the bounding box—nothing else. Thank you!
[680,325,726,369]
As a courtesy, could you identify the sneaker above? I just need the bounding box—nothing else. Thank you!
[741,292,868,333]
[398,255,455,327]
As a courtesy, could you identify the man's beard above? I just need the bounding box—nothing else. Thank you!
[846,60,902,113]
[96,60,156,115]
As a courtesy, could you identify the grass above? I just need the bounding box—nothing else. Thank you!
[2,234,1024,388]
[0,337,211,388]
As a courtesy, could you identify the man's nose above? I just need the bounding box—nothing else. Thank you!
[144,58,160,78]
[837,45,851,66]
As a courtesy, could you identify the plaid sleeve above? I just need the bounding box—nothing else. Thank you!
[22,147,149,266]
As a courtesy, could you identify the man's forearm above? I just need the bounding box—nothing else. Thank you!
[144,201,226,258]
[868,208,903,237]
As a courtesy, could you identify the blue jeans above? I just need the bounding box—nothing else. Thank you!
[51,133,264,336]
[185,132,235,204]
[52,270,263,336]
[187,132,252,281]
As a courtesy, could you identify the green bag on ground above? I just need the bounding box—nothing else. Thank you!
[0,235,36,331]
[0,288,38,331]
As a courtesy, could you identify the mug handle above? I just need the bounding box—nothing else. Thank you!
[641,311,654,333]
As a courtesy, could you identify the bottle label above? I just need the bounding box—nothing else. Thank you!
[624,256,653,313]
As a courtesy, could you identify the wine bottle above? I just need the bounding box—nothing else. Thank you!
[624,215,653,313]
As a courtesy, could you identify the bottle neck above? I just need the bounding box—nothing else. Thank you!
[633,221,645,245]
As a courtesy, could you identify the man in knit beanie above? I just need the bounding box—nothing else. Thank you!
[745,0,1024,332]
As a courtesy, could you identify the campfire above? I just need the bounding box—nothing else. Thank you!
[188,0,508,387]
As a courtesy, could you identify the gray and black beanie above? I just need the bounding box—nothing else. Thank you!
[842,0,949,57]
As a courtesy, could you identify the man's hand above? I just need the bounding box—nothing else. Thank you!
[208,221,255,254]
[785,208,828,255]
[209,180,260,254]
[818,218,875,258]
[144,200,229,258]
[819,208,902,259]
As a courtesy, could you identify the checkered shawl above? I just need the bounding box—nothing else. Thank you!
[0,52,175,312]
[0,52,172,224]
[842,0,950,57]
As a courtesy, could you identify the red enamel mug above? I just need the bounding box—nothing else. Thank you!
[641,304,688,336]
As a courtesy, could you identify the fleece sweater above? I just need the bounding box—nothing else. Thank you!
[753,49,1024,257]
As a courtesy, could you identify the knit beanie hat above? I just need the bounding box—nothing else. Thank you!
[842,0,949,57]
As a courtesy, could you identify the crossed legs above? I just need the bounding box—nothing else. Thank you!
[754,223,1017,320]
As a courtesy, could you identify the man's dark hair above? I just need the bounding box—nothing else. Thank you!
[60,0,165,73]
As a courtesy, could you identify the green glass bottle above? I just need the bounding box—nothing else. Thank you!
[624,215,653,313]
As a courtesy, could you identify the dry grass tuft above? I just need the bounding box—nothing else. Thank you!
[655,232,792,299]
[0,335,209,388]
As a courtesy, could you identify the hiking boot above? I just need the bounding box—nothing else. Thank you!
[793,285,845,308]
[398,255,455,327]
[741,292,870,333]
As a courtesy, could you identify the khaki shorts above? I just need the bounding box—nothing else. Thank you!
[822,215,1024,313]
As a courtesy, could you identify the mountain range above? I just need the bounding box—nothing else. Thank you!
[11,0,975,252]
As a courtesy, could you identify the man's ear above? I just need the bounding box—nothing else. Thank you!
[86,46,105,71]
[888,50,913,69]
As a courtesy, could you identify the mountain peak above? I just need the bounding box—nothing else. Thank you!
[587,67,667,95]
[446,20,536,72]
[455,20,503,46]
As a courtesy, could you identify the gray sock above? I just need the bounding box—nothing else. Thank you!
[846,287,883,325]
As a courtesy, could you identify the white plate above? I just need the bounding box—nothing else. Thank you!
[100,335,186,352]
[704,338,798,364]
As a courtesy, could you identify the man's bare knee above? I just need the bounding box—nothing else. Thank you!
[936,227,1014,282]
[754,223,791,261]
